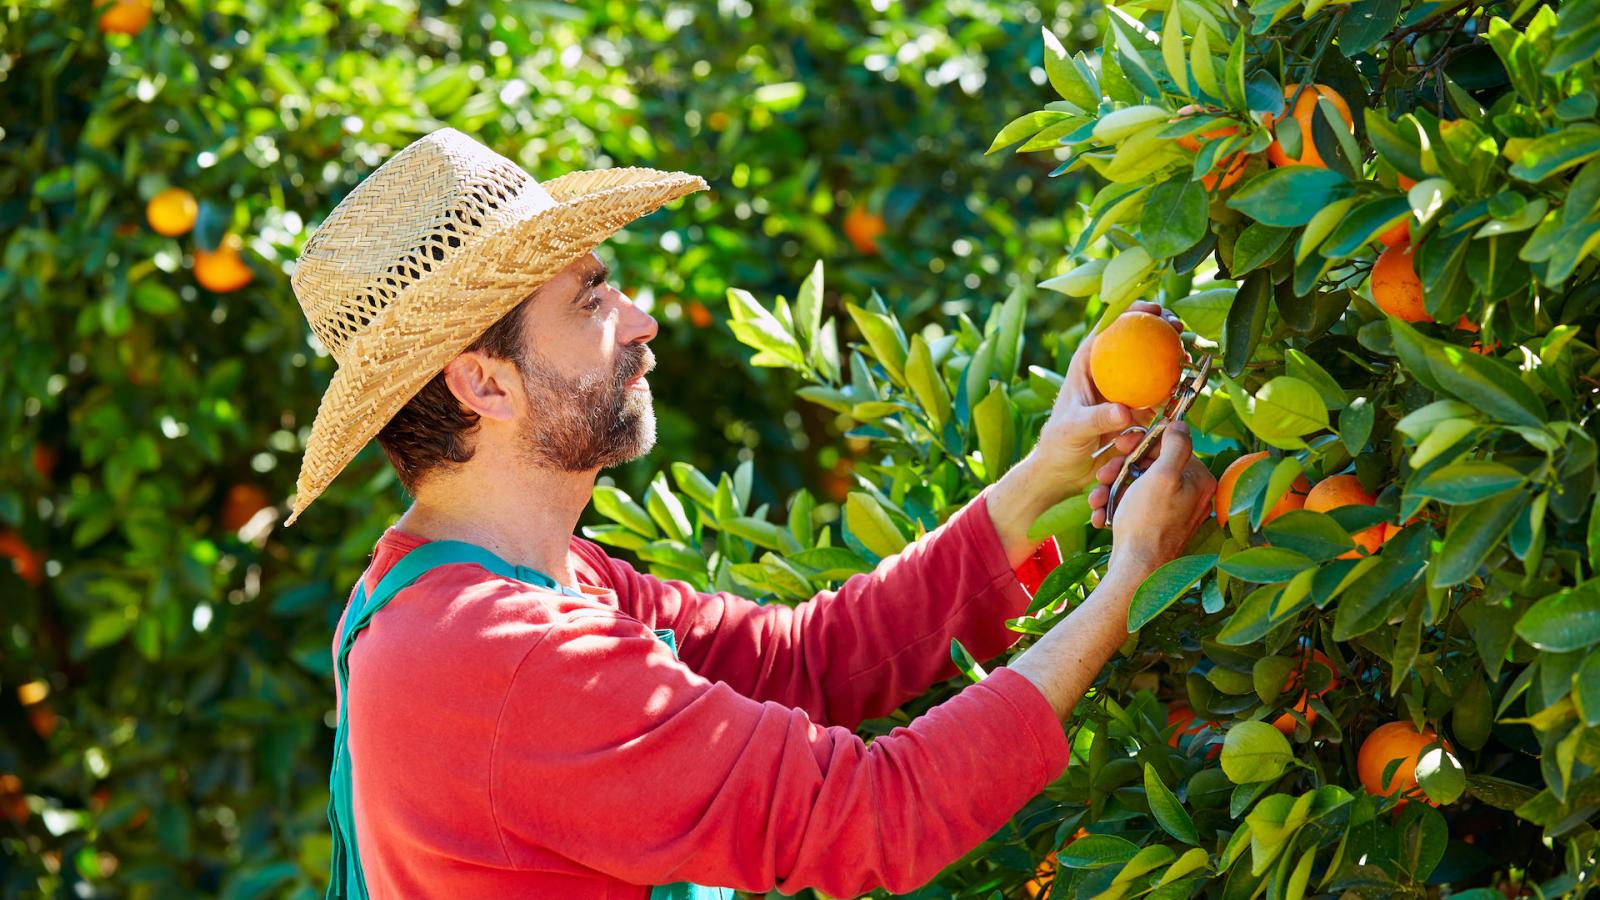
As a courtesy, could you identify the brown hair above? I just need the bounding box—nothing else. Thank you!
[376,296,531,496]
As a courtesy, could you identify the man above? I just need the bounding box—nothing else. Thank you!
[285,128,1215,899]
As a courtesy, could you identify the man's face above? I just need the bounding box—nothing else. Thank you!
[513,253,658,472]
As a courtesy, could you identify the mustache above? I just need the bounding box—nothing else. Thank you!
[620,346,655,384]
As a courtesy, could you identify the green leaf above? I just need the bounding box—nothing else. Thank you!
[845,302,909,387]
[950,638,988,684]
[1231,223,1293,274]
[1320,197,1412,260]
[787,547,873,581]
[1042,28,1099,112]
[727,288,806,369]
[1433,491,1529,588]
[1028,494,1091,541]
[1219,546,1315,583]
[1128,554,1220,630]
[988,111,1074,154]
[1410,461,1526,505]
[1145,762,1201,844]
[592,486,660,538]
[905,334,953,430]
[1340,0,1400,54]
[1228,167,1355,227]
[1221,721,1295,784]
[1516,579,1600,652]
[1339,398,1375,454]
[1139,175,1210,259]
[724,516,803,554]
[1509,124,1600,182]
[1389,320,1545,427]
[844,492,909,559]
[1262,511,1357,561]
[973,384,1018,481]
[1060,834,1141,869]
[1247,376,1330,442]
[645,474,694,542]
[1172,287,1236,344]
[1223,271,1272,377]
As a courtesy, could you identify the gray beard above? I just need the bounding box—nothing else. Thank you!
[514,346,656,472]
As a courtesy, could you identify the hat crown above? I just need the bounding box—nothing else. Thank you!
[292,128,555,363]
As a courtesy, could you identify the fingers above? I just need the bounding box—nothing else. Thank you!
[1085,402,1133,434]
[1149,421,1194,479]
[1126,302,1184,334]
[1088,484,1110,529]
[1096,456,1126,486]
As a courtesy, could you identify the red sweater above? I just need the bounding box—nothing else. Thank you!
[331,485,1070,898]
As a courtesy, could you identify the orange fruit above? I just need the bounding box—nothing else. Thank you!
[1024,855,1056,898]
[1358,721,1453,805]
[1305,474,1382,558]
[1271,650,1337,734]
[98,0,151,35]
[0,529,43,586]
[146,187,198,237]
[1214,451,1310,528]
[1264,84,1354,169]
[843,205,886,256]
[222,483,272,532]
[194,234,254,292]
[1088,311,1185,409]
[1378,217,1410,248]
[1175,105,1247,191]
[28,705,57,739]
[1371,241,1427,323]
[706,111,731,132]
[686,300,713,328]
[1397,174,1418,191]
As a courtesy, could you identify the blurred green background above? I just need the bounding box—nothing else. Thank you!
[0,0,1102,895]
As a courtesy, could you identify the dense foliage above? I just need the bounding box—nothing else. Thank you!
[0,1,1100,896]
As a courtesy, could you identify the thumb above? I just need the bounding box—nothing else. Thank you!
[1085,402,1132,433]
[1151,421,1194,478]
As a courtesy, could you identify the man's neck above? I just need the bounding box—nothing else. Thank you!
[393,463,599,589]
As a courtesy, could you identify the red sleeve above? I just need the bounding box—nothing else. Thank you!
[576,484,1061,729]
[490,611,1070,896]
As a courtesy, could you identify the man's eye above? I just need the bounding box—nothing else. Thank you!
[583,291,603,311]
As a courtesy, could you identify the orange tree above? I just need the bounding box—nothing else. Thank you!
[980,0,1599,894]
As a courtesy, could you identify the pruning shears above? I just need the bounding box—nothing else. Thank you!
[1102,352,1213,528]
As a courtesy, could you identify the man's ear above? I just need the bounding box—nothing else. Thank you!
[441,352,519,423]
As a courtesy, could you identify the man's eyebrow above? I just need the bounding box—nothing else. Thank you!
[572,263,610,303]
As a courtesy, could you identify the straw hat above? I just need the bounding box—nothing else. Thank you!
[283,128,707,526]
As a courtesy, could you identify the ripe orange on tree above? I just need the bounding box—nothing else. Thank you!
[194,234,254,292]
[222,483,273,532]
[0,528,43,586]
[32,445,57,481]
[1370,240,1427,322]
[1174,105,1248,191]
[1358,721,1453,805]
[97,0,151,35]
[1304,474,1383,557]
[1214,451,1310,528]
[146,187,198,236]
[843,205,886,256]
[685,300,713,328]
[1271,650,1338,734]
[0,775,27,824]
[1088,311,1184,409]
[1264,84,1354,169]
[1024,828,1088,898]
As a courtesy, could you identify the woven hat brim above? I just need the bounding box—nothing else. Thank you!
[284,168,707,526]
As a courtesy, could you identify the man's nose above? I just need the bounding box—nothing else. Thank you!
[614,285,658,345]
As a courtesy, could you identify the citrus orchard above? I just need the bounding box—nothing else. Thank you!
[1358,721,1454,806]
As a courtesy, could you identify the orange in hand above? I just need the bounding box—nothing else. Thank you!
[1214,451,1310,528]
[1304,474,1382,557]
[1088,311,1184,409]
[1265,84,1354,169]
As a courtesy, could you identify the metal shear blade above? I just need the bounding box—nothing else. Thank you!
[1104,353,1212,527]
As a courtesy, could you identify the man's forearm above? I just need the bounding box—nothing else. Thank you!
[1004,561,1149,723]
